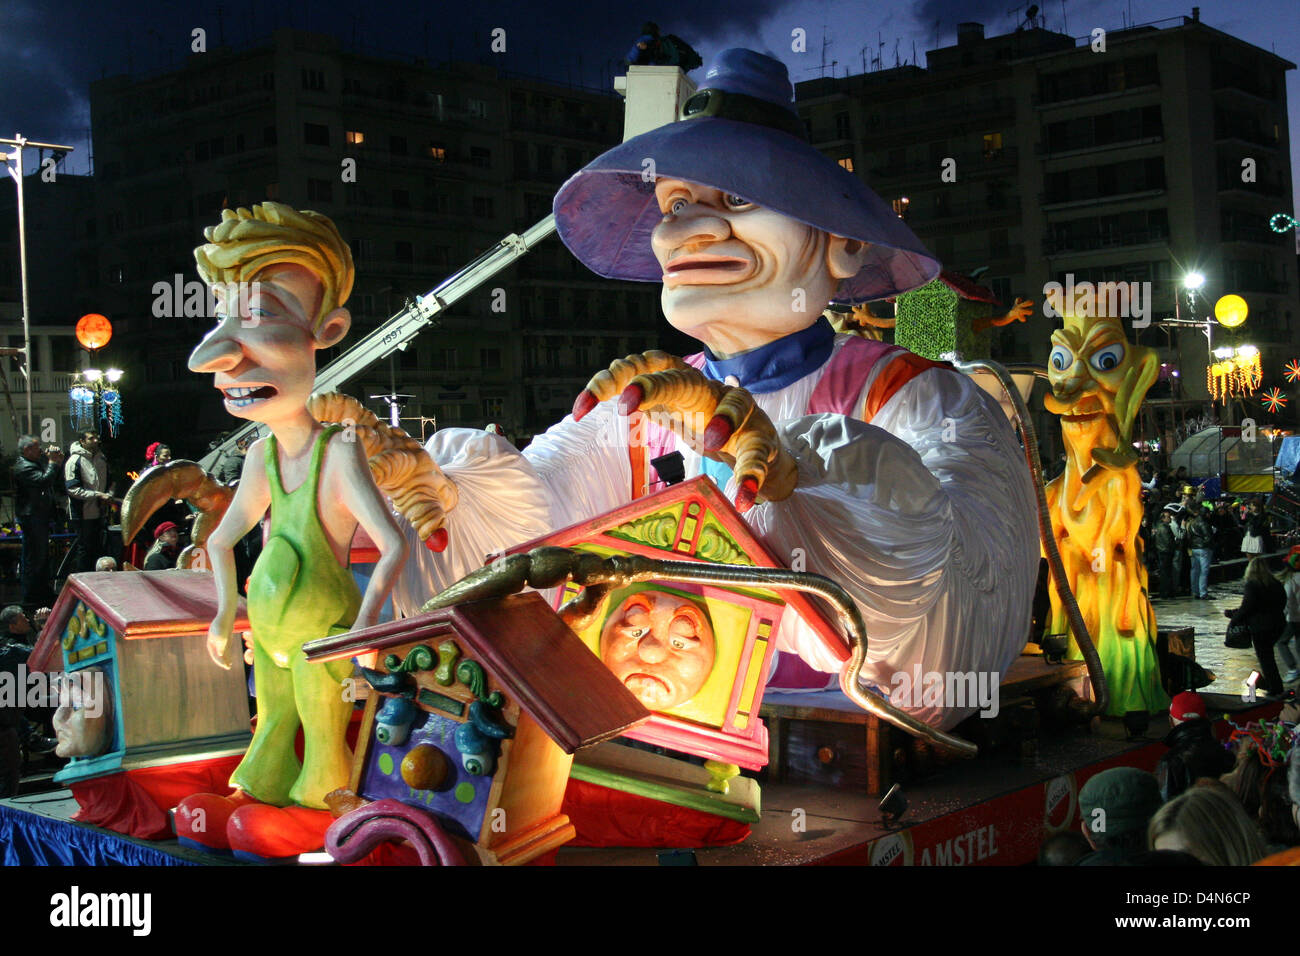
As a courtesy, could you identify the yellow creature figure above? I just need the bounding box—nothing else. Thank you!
[1043,293,1167,716]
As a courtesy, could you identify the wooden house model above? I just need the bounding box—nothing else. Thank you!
[303,592,649,866]
[27,570,253,785]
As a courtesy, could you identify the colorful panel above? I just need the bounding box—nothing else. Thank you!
[359,709,492,843]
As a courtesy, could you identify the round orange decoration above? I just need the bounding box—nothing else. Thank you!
[76,313,113,351]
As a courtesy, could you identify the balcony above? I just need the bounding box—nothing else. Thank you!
[1041,228,1170,255]
[873,97,1014,133]
[871,147,1019,183]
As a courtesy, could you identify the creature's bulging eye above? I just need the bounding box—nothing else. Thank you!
[1090,343,1124,372]
[668,197,688,215]
[1049,345,1074,371]
[671,638,687,650]
[724,194,753,209]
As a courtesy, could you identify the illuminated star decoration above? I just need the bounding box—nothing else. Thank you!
[1284,359,1300,383]
[1262,388,1288,414]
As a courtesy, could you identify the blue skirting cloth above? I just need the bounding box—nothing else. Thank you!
[0,802,197,866]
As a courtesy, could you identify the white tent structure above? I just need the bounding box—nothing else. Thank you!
[1171,427,1275,490]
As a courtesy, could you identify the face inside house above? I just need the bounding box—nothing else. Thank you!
[651,177,847,353]
[52,667,112,758]
[187,264,329,425]
[600,590,716,710]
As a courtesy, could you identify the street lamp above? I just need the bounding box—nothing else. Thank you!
[70,367,125,436]
[1,133,77,433]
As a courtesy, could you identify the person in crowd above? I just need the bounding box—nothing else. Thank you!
[1212,500,1242,564]
[143,441,173,470]
[94,556,117,572]
[1157,691,1235,801]
[64,431,113,574]
[1170,505,1188,596]
[1277,546,1300,685]
[1076,767,1163,866]
[1225,557,1289,697]
[1038,831,1093,866]
[1152,509,1177,600]
[1241,497,1273,557]
[12,434,65,608]
[1221,730,1300,852]
[215,435,250,485]
[1148,782,1266,865]
[0,605,57,778]
[31,607,51,632]
[1186,502,1215,600]
[143,521,182,571]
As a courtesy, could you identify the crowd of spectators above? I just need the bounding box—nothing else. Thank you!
[1040,693,1300,866]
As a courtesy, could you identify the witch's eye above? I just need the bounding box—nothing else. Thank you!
[724,194,753,209]
[1049,345,1074,371]
[1090,343,1124,372]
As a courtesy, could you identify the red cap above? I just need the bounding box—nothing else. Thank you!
[153,521,179,539]
[1170,691,1207,723]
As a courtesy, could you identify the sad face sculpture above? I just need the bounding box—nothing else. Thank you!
[601,590,716,710]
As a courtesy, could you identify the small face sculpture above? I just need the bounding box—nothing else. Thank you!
[188,264,347,426]
[52,667,112,758]
[600,590,716,710]
[651,178,863,354]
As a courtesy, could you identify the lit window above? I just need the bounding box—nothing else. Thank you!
[837,156,854,172]
[892,197,910,218]
[346,130,364,145]
[428,143,446,161]
[983,132,1003,158]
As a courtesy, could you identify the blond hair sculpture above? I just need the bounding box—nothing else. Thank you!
[194,202,354,328]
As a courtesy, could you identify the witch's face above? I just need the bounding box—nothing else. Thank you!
[600,591,716,710]
[652,178,839,356]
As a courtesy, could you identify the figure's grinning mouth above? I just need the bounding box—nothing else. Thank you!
[222,384,277,408]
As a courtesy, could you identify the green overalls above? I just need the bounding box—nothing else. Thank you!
[230,425,362,808]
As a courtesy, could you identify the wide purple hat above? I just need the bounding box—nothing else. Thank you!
[553,48,940,302]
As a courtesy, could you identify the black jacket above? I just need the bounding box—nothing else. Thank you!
[12,455,62,522]
[1229,577,1286,639]
[1156,718,1235,801]
[1186,515,1214,550]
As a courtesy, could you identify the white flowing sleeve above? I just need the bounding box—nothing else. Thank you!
[742,369,1038,730]
[390,402,633,617]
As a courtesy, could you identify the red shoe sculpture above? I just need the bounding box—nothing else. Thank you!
[174,790,259,854]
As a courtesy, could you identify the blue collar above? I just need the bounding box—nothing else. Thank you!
[700,317,836,394]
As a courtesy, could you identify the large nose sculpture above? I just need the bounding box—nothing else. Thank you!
[654,198,731,252]
[636,632,670,664]
[189,320,244,374]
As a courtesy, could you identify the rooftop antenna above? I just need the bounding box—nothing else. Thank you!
[893,38,900,68]
[1061,0,1068,34]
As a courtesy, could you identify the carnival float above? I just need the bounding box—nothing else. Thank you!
[11,48,1284,867]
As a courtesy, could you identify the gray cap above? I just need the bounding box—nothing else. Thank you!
[1079,767,1162,836]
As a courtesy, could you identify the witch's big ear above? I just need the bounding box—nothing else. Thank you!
[826,235,873,280]
[315,307,351,348]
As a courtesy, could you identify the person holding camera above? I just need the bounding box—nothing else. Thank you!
[64,431,114,574]
[12,435,65,607]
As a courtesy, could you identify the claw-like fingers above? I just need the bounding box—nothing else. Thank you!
[621,368,726,436]
[573,351,689,421]
[704,388,757,452]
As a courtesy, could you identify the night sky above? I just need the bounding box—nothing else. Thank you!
[2,0,1298,218]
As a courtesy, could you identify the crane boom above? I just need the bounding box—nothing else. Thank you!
[197,213,557,471]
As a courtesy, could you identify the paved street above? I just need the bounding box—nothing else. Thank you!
[1149,574,1298,698]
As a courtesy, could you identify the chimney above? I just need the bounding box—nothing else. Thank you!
[957,22,985,45]
[1192,7,1200,21]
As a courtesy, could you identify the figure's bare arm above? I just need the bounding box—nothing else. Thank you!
[331,433,409,631]
[205,440,272,668]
